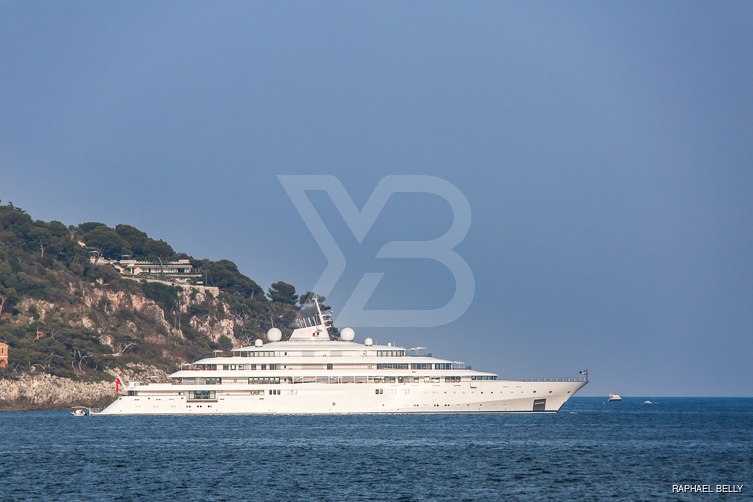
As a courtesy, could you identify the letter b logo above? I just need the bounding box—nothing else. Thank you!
[279,175,475,328]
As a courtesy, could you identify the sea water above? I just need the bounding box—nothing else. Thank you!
[1,398,751,500]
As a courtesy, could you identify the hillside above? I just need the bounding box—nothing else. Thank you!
[0,202,318,409]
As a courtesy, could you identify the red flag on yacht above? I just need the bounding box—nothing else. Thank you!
[115,377,122,393]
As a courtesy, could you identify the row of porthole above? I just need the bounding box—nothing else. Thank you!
[424,403,485,407]
[430,390,551,395]
[410,403,486,407]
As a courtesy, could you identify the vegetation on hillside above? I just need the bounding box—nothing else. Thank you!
[0,202,320,381]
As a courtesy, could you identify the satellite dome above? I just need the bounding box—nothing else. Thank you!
[364,337,373,346]
[340,327,355,341]
[267,328,282,342]
[254,339,263,347]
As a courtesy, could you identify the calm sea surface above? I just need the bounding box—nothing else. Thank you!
[1,398,751,501]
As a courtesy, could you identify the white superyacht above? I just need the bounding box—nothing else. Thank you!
[96,299,587,415]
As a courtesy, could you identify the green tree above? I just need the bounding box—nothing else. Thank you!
[195,259,264,298]
[27,224,52,258]
[143,239,175,275]
[143,239,174,260]
[0,205,32,237]
[115,224,149,256]
[268,281,298,305]
[298,291,330,310]
[217,335,233,352]
[46,221,80,265]
[78,222,107,234]
[298,291,315,305]
[0,285,18,315]
[142,282,179,314]
[83,226,131,259]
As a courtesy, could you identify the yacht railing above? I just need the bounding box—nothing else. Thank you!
[516,377,588,382]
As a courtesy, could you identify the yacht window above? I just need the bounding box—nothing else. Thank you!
[248,377,280,384]
[188,390,216,400]
[410,363,432,370]
[377,363,409,370]
[327,363,333,370]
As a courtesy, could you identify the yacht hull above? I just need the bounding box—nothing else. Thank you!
[94,379,586,415]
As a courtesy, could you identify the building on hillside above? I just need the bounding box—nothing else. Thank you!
[119,258,194,275]
[117,259,202,284]
[87,254,204,285]
[0,342,8,368]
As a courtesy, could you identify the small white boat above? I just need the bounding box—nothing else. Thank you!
[608,393,622,402]
[643,400,653,405]
[71,406,89,417]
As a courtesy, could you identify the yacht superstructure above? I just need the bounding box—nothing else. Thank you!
[96,299,587,415]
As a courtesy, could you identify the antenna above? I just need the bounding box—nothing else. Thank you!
[313,296,327,328]
[579,368,589,383]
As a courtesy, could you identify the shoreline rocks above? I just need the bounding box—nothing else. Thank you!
[0,365,170,411]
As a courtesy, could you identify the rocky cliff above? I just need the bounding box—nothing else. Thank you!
[0,363,169,410]
[0,204,303,410]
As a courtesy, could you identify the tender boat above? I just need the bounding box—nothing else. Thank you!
[608,393,623,402]
[71,406,89,416]
[94,299,588,415]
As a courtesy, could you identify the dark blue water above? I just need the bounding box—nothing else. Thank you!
[1,398,751,501]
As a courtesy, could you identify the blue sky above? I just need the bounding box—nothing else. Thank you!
[2,2,752,396]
